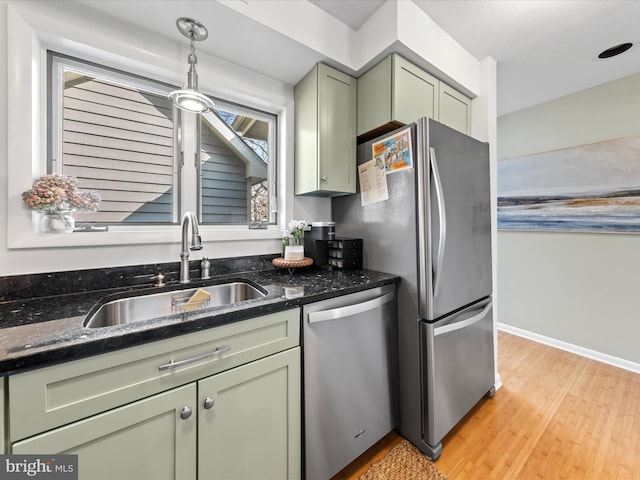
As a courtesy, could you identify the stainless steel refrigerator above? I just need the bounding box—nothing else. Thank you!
[332,117,495,461]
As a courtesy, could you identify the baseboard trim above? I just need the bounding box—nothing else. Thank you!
[497,323,640,374]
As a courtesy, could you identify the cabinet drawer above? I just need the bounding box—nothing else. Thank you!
[329,239,362,250]
[9,308,300,441]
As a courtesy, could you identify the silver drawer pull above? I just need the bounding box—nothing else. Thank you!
[159,346,231,371]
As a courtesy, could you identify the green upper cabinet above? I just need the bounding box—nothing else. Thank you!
[357,54,438,137]
[357,53,471,140]
[294,63,357,196]
[438,82,472,135]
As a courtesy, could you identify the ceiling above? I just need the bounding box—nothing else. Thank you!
[74,0,640,116]
[310,0,640,115]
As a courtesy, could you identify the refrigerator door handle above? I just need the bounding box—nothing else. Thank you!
[433,301,492,337]
[430,147,447,298]
[307,292,395,324]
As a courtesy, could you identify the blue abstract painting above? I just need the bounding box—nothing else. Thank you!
[498,134,640,233]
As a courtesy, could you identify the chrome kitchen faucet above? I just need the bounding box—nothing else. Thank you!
[180,211,203,283]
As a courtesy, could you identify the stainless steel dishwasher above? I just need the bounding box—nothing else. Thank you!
[303,284,398,480]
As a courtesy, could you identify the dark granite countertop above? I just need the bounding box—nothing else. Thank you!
[0,264,399,375]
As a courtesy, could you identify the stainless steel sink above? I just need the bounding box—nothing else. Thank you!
[83,281,266,329]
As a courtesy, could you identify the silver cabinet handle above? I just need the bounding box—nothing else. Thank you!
[308,292,394,324]
[203,397,215,409]
[159,345,231,371]
[321,175,328,182]
[180,406,192,420]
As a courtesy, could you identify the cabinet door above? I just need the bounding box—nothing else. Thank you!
[294,63,356,196]
[318,64,357,194]
[439,82,472,134]
[357,55,393,136]
[12,384,197,480]
[393,54,439,125]
[198,348,301,480]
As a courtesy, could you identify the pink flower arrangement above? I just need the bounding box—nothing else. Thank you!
[22,174,101,214]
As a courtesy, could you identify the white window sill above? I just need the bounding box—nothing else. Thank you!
[8,220,282,250]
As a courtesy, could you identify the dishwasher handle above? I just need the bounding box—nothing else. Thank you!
[307,292,395,324]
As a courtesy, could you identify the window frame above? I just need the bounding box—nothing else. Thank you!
[6,5,290,250]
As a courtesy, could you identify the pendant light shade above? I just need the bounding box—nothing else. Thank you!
[169,18,215,114]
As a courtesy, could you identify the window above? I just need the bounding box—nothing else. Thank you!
[48,52,277,227]
[200,101,277,225]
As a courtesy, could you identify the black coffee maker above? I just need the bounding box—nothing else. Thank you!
[304,222,335,269]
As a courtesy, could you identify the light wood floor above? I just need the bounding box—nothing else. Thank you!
[333,330,640,479]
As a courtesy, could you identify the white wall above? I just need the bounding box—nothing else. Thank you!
[497,72,640,366]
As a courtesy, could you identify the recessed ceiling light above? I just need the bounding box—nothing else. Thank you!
[598,42,633,59]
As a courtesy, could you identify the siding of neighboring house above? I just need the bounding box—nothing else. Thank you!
[61,77,175,223]
[61,76,252,225]
[201,124,248,224]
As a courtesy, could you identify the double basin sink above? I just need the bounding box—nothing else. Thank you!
[83,281,267,329]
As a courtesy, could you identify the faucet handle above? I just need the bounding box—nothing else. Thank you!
[201,256,211,280]
[151,272,166,287]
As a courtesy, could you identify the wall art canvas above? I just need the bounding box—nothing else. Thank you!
[498,134,640,233]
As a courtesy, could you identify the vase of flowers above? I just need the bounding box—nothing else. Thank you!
[22,174,101,233]
[288,219,307,245]
[284,219,307,260]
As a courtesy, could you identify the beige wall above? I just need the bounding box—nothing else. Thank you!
[497,72,640,366]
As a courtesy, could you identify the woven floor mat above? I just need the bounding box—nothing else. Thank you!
[358,439,449,480]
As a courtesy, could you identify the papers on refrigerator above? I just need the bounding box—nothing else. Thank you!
[358,158,389,206]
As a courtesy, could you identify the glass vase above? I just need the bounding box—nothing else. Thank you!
[290,234,303,246]
[284,233,304,260]
[40,211,75,234]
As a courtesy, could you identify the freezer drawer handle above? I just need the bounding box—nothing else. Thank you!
[158,345,231,371]
[434,302,492,337]
[307,292,394,324]
[430,147,446,298]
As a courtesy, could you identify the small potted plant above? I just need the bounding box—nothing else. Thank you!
[22,174,101,233]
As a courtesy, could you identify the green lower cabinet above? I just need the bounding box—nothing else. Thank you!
[10,348,302,480]
[198,348,301,480]
[12,383,197,480]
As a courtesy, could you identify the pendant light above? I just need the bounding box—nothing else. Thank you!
[169,17,215,114]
